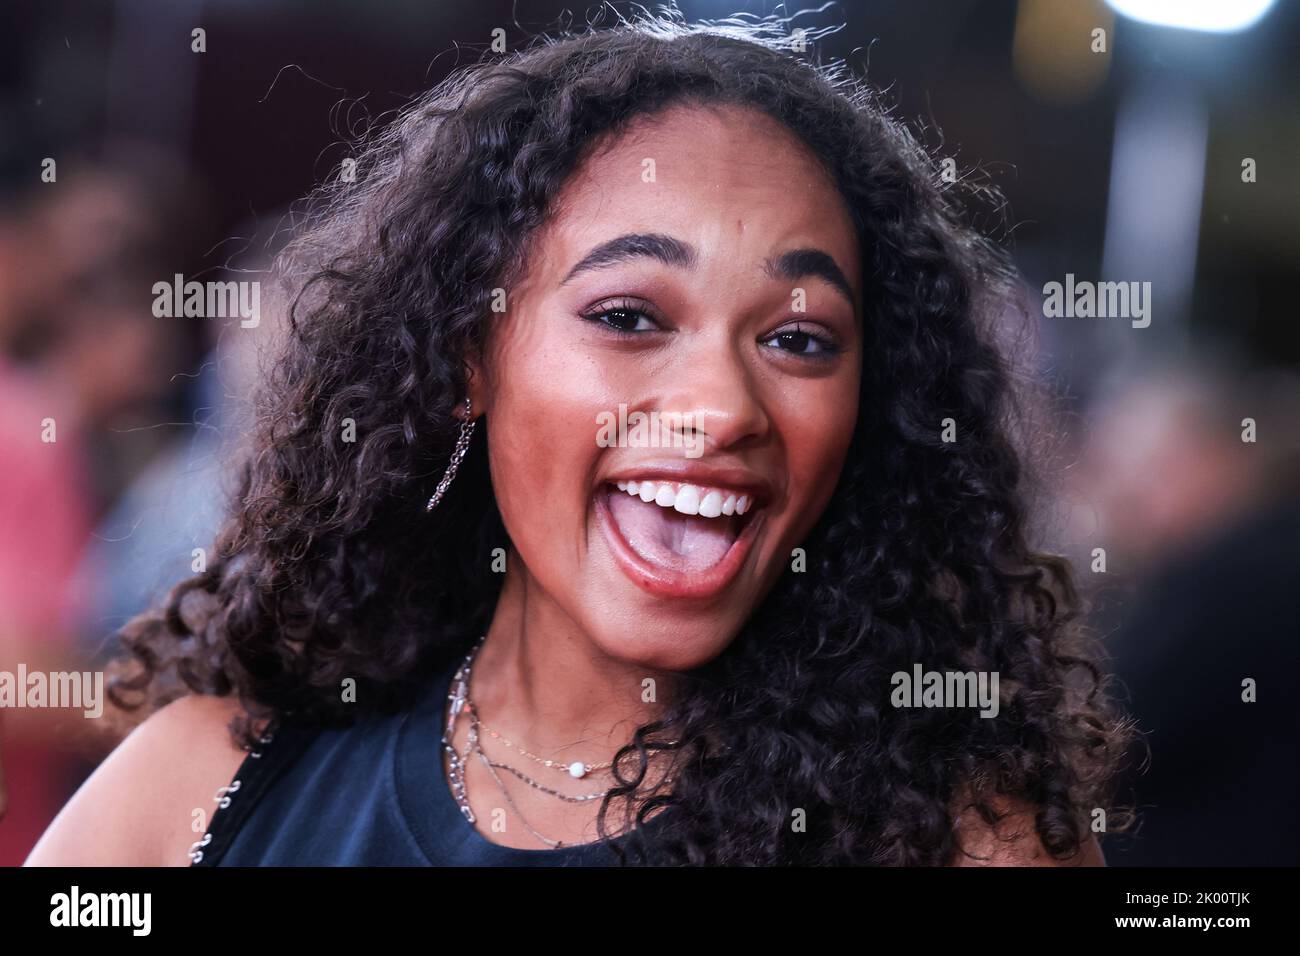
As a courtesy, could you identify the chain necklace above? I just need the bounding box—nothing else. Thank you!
[442,636,618,848]
[441,635,681,849]
[469,705,615,778]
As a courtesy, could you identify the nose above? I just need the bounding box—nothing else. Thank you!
[659,335,771,454]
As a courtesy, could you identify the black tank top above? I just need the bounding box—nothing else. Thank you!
[189,651,656,866]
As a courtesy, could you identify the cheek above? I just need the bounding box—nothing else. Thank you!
[774,375,860,537]
[483,324,609,558]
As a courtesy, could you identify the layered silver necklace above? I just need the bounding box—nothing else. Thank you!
[442,636,615,849]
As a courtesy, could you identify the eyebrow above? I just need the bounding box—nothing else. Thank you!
[559,232,857,309]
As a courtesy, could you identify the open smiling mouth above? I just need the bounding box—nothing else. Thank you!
[595,478,765,599]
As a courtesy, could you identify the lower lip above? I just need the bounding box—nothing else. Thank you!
[594,487,764,600]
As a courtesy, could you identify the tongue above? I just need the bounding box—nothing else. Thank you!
[606,489,738,572]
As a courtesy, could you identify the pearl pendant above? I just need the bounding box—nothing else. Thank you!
[568,762,587,778]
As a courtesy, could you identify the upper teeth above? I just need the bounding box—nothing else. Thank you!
[613,480,751,518]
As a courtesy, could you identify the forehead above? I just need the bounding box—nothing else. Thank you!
[526,102,861,297]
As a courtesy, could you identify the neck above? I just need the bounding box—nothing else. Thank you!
[468,556,672,762]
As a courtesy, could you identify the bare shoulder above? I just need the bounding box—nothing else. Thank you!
[949,794,1105,867]
[25,694,256,867]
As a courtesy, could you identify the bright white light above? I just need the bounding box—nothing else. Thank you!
[1106,0,1276,32]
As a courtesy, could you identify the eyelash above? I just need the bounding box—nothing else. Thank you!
[580,302,841,358]
[758,322,840,357]
[581,301,660,335]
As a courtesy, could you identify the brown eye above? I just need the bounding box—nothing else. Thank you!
[580,297,662,334]
[761,325,837,356]
[591,308,658,333]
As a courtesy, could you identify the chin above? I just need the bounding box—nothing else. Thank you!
[585,619,742,673]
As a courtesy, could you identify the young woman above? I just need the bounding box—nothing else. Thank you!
[28,15,1127,866]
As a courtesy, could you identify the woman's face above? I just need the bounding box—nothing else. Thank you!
[473,102,862,671]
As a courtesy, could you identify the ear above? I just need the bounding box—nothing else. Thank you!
[462,354,488,420]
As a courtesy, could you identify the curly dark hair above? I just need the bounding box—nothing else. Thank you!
[111,10,1132,866]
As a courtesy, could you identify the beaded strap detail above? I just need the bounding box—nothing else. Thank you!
[188,731,275,865]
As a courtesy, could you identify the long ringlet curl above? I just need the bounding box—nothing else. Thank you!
[111,9,1133,866]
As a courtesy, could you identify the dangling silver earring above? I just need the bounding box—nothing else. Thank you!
[426,397,476,512]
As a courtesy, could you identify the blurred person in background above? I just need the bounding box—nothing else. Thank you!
[0,181,101,863]
[1069,358,1300,864]
[0,147,210,864]
[71,212,288,670]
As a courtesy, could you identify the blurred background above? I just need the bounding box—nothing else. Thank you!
[1,0,1296,866]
